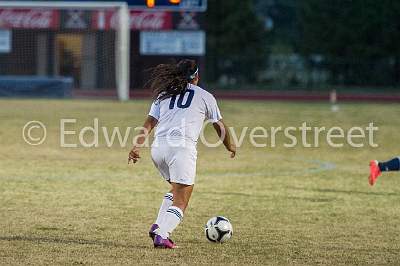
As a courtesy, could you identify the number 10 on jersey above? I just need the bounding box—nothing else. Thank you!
[169,89,195,109]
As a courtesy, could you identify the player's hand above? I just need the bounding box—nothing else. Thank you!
[227,144,236,158]
[128,147,140,164]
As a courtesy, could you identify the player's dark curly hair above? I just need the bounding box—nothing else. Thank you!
[146,59,198,101]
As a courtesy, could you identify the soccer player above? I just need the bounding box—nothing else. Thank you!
[128,59,236,249]
[369,157,400,186]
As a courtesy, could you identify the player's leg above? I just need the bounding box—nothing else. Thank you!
[369,156,400,186]
[149,189,173,240]
[153,146,196,248]
[154,190,173,225]
[170,182,194,212]
[149,146,173,239]
[154,183,193,248]
[161,182,194,237]
[378,157,400,172]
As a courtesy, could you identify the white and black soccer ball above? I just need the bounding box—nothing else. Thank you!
[205,216,233,243]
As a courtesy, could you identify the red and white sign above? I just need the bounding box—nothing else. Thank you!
[0,9,172,31]
[93,10,172,31]
[0,9,59,29]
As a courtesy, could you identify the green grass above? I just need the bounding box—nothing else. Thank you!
[0,99,400,265]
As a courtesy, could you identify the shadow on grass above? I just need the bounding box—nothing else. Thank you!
[0,235,149,249]
[197,191,271,199]
[197,191,338,202]
[288,186,400,197]
[286,196,337,202]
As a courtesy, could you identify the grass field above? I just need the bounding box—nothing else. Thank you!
[1,99,400,265]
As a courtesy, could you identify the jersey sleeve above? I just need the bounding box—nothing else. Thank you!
[205,94,222,123]
[148,101,160,120]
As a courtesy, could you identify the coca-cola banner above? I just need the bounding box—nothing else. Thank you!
[92,10,172,31]
[0,9,184,31]
[0,9,59,29]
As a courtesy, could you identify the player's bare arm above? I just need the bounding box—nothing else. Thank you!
[128,115,158,164]
[213,119,236,158]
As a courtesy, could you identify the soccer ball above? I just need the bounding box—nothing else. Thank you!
[204,216,233,243]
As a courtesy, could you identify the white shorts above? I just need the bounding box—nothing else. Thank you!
[151,142,197,186]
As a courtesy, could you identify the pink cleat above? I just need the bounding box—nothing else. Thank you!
[369,160,381,186]
[153,234,177,249]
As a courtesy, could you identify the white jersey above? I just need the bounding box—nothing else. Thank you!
[148,84,222,146]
